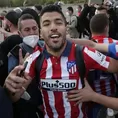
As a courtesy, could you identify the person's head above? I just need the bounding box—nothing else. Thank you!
[95,6,108,15]
[4,10,20,32]
[40,4,67,53]
[21,8,39,26]
[0,11,7,23]
[90,14,109,36]
[0,10,7,17]
[67,7,74,16]
[104,1,112,9]
[18,14,39,37]
[78,5,82,12]
[84,3,88,8]
[34,4,42,15]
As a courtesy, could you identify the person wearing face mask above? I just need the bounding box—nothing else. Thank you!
[8,14,44,118]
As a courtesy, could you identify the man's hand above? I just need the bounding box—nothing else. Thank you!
[4,65,27,93]
[19,48,29,65]
[4,65,32,102]
[67,79,96,106]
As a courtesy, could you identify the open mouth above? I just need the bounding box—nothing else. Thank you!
[50,34,60,39]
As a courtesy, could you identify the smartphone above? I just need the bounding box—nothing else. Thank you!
[10,45,27,59]
[12,61,28,96]
[18,61,28,77]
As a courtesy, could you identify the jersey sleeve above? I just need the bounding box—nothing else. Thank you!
[25,47,41,79]
[108,42,118,59]
[83,46,110,71]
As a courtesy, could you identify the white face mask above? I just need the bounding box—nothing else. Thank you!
[23,35,39,48]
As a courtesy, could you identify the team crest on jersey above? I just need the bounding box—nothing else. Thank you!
[67,61,77,74]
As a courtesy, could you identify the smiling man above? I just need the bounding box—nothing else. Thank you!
[4,5,118,118]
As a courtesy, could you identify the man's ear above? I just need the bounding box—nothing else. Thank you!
[40,29,43,39]
[105,25,109,32]
[18,31,23,37]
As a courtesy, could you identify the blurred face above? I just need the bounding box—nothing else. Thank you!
[95,9,109,17]
[67,10,72,15]
[19,19,39,37]
[40,12,67,52]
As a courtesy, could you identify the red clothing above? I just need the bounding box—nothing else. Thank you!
[78,12,81,16]
[25,41,110,118]
[91,35,117,96]
[92,35,117,43]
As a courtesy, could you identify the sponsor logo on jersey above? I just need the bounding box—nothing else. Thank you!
[96,51,106,63]
[41,79,77,91]
[67,61,77,74]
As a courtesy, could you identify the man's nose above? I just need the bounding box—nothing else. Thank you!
[29,29,35,35]
[50,23,57,32]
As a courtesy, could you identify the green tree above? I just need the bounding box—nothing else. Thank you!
[0,0,10,7]
[11,0,24,6]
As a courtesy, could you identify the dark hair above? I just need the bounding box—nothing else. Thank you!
[90,14,109,34]
[78,5,82,9]
[34,4,42,11]
[5,10,20,26]
[18,14,36,31]
[67,6,73,13]
[97,6,107,11]
[40,4,66,24]
[84,3,88,8]
[21,8,39,25]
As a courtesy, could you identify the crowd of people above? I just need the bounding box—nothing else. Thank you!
[1,0,118,118]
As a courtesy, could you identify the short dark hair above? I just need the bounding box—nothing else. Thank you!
[40,4,66,24]
[90,14,109,34]
[34,4,42,11]
[21,8,39,25]
[67,7,73,13]
[18,14,36,31]
[78,5,82,9]
[97,6,107,12]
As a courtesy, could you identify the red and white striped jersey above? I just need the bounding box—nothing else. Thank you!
[92,35,117,96]
[25,41,110,118]
[92,35,117,44]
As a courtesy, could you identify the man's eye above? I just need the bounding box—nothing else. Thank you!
[33,27,37,30]
[56,22,63,25]
[25,29,30,31]
[43,23,49,26]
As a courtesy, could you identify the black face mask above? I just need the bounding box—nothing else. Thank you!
[4,24,10,32]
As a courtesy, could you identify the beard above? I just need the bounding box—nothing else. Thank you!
[46,39,66,52]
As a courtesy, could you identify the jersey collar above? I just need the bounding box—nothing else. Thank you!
[92,35,107,41]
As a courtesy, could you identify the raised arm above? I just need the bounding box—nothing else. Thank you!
[68,38,109,53]
[67,79,118,110]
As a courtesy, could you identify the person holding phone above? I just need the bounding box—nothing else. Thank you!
[8,13,44,118]
[5,5,118,118]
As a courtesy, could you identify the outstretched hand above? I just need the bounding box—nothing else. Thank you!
[4,65,27,93]
[67,78,95,106]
